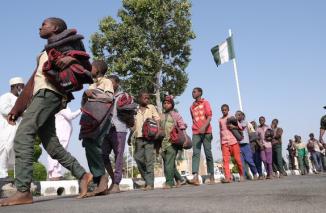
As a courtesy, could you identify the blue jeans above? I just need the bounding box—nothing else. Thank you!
[311,151,322,172]
[240,143,258,177]
[253,148,263,176]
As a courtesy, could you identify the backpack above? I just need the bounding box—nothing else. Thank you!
[117,92,133,108]
[116,92,137,128]
[79,90,113,139]
[169,112,192,149]
[142,118,159,141]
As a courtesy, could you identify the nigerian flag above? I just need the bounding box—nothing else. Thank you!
[211,36,235,66]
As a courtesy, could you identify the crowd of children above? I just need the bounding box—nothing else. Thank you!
[0,17,325,207]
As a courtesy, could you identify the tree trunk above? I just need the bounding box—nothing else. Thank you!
[155,70,162,113]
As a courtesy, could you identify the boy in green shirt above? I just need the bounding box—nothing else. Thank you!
[294,135,310,175]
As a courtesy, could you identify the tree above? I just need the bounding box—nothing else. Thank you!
[32,136,47,181]
[8,136,46,181]
[91,0,195,111]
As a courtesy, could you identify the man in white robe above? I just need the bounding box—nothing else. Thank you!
[47,106,81,180]
[0,77,24,179]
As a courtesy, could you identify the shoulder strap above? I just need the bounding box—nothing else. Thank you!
[169,111,177,127]
[171,111,185,131]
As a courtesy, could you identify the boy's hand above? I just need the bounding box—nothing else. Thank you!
[85,89,96,98]
[227,124,237,130]
[154,131,161,140]
[7,114,16,125]
[199,126,206,134]
[56,56,77,69]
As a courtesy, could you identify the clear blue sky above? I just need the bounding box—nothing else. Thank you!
[0,0,325,169]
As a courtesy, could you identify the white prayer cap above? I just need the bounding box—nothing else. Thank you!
[9,77,24,86]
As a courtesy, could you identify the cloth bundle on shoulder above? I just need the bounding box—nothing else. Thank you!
[79,89,113,140]
[43,29,93,97]
[116,92,137,128]
[226,116,243,141]
[8,29,92,119]
[43,49,92,94]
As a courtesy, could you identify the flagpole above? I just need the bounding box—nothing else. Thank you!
[228,29,243,111]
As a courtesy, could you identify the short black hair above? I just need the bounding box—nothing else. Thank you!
[138,90,149,100]
[236,110,245,118]
[259,116,265,120]
[92,60,108,75]
[108,75,120,84]
[221,104,229,110]
[138,90,149,97]
[193,87,203,96]
[272,118,278,123]
[47,17,67,33]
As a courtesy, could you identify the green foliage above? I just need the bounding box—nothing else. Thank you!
[35,135,42,146]
[90,0,195,106]
[33,144,42,162]
[132,166,140,178]
[32,162,47,181]
[7,135,49,181]
[63,171,76,180]
[8,169,14,178]
[33,135,47,180]
[122,152,140,178]
[231,156,239,173]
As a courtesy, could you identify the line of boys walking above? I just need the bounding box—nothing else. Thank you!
[1,17,325,207]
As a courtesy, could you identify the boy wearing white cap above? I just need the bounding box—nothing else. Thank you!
[0,77,24,179]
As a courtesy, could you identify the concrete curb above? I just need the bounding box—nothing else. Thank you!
[0,171,305,197]
[40,180,78,196]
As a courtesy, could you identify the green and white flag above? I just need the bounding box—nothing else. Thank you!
[211,36,235,66]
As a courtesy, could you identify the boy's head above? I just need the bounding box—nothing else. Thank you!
[221,104,229,117]
[39,17,67,39]
[264,129,274,141]
[108,75,120,92]
[163,95,174,112]
[91,60,108,78]
[138,91,150,107]
[192,87,202,99]
[250,120,257,129]
[294,135,301,142]
[259,116,265,126]
[309,133,314,139]
[271,119,278,128]
[235,110,245,121]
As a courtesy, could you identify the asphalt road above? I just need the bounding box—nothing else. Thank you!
[1,174,325,213]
